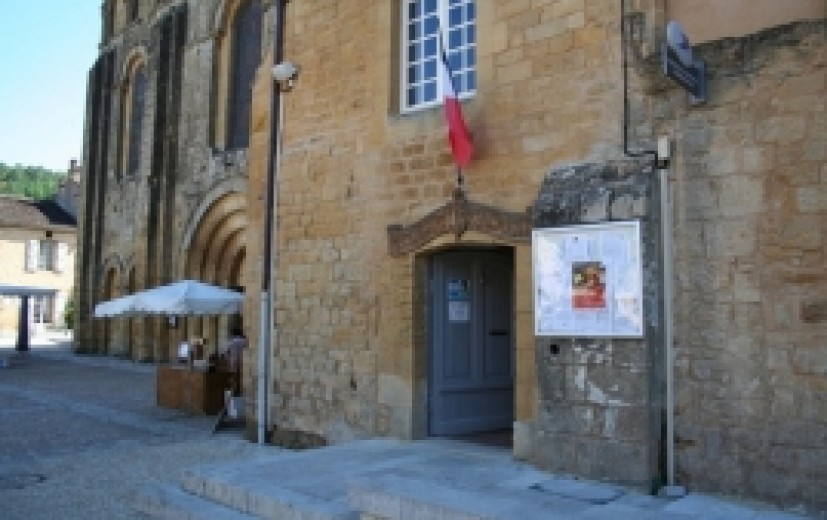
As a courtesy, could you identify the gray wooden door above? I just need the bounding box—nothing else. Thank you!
[429,249,513,436]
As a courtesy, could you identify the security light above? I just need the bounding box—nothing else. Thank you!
[273,61,299,86]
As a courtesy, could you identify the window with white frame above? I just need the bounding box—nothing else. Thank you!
[38,240,55,270]
[26,240,67,273]
[402,0,476,111]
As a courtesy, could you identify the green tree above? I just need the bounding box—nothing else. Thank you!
[64,299,76,330]
[0,162,61,199]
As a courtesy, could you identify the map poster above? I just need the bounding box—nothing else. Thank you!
[533,221,644,337]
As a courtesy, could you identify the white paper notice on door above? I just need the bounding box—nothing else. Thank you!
[448,300,470,322]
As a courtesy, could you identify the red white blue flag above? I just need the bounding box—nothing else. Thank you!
[439,48,473,168]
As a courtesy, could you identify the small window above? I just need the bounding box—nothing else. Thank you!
[129,0,140,22]
[401,0,476,112]
[38,240,55,270]
[226,0,263,150]
[128,65,147,175]
[105,2,116,40]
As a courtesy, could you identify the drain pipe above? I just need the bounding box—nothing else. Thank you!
[258,0,287,445]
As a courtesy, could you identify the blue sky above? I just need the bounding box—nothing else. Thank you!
[0,1,100,171]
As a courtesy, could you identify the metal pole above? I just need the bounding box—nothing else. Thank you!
[660,167,674,485]
[257,291,268,444]
[16,295,30,352]
[258,0,287,445]
[660,166,684,496]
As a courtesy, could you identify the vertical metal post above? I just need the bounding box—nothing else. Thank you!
[660,165,684,497]
[660,167,674,485]
[258,291,269,444]
[16,295,31,352]
[258,0,287,445]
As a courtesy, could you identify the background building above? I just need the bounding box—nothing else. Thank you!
[0,194,76,337]
[55,159,82,220]
[77,0,825,513]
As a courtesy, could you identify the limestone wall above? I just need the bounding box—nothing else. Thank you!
[668,0,825,43]
[648,20,826,509]
[273,0,628,441]
[75,0,826,511]
[531,160,663,489]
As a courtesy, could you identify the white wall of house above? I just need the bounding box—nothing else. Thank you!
[0,227,76,337]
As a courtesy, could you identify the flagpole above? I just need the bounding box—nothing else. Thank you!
[456,166,464,191]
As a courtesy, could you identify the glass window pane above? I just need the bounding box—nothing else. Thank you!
[408,43,420,62]
[468,25,475,44]
[424,15,438,36]
[449,6,462,26]
[466,48,475,68]
[408,64,419,83]
[423,81,437,102]
[448,51,462,71]
[408,87,418,107]
[449,28,462,49]
[409,21,419,39]
[424,0,437,14]
[408,0,420,20]
[424,36,437,58]
[466,70,476,91]
[423,59,437,80]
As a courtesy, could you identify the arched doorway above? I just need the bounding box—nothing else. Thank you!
[180,191,247,359]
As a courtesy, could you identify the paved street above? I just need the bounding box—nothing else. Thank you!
[0,334,270,520]
[0,335,820,520]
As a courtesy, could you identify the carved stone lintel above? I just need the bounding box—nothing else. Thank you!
[387,188,531,257]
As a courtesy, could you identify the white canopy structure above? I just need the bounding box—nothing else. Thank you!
[93,280,243,317]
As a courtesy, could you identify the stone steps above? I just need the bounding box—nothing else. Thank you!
[128,483,259,520]
[128,439,635,520]
[127,439,805,520]
[179,465,358,520]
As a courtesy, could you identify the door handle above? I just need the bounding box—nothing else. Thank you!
[488,329,509,336]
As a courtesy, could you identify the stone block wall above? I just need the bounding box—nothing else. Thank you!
[273,0,632,442]
[643,20,826,511]
[75,1,826,512]
[530,160,664,488]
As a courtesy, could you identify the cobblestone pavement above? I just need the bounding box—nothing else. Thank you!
[0,337,273,520]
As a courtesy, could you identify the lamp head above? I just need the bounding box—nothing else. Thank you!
[272,61,300,91]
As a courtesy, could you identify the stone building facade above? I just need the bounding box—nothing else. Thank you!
[76,0,825,513]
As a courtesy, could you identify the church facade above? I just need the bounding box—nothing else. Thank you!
[76,0,825,512]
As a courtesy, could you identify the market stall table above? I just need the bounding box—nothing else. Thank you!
[156,364,234,415]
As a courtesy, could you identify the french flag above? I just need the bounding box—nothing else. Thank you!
[439,48,473,169]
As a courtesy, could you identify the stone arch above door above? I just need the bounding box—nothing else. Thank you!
[387,189,532,257]
[179,184,247,287]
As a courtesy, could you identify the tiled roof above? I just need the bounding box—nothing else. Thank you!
[0,195,77,230]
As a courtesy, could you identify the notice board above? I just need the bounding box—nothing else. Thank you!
[533,221,644,337]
